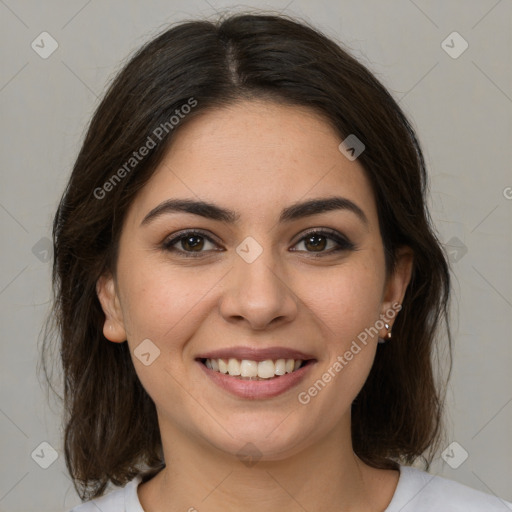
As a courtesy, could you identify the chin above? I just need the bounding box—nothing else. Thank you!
[197,414,318,463]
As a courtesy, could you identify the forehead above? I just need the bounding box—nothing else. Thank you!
[126,100,379,229]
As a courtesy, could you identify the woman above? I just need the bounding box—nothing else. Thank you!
[42,12,511,512]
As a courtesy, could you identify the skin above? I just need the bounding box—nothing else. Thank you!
[97,99,413,512]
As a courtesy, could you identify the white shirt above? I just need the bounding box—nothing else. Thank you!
[69,464,512,511]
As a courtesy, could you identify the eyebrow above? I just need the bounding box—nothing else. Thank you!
[141,196,369,227]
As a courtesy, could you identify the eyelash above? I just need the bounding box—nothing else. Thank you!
[161,228,356,258]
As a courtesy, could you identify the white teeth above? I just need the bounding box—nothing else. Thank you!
[228,358,241,376]
[218,359,228,374]
[240,359,258,377]
[204,357,305,378]
[258,360,275,379]
[274,359,286,375]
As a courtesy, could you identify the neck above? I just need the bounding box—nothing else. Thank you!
[138,417,398,512]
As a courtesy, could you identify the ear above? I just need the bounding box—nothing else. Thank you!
[379,246,414,336]
[96,273,127,343]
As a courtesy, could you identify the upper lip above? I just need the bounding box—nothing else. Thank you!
[196,346,316,362]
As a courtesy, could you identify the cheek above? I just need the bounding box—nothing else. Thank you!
[303,261,384,346]
[116,251,209,343]
[115,260,208,413]
[293,264,383,428]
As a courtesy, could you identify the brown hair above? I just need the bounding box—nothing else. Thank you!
[41,12,452,501]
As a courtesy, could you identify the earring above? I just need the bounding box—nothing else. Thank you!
[378,322,392,344]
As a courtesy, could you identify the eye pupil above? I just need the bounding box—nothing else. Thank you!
[183,235,204,251]
[305,234,326,251]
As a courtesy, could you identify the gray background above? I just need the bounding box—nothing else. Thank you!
[0,0,511,510]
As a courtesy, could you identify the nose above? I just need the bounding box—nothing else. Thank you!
[219,247,298,330]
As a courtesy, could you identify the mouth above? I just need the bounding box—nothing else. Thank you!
[197,357,315,380]
[194,348,317,400]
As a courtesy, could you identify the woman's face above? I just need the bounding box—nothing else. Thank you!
[98,99,412,461]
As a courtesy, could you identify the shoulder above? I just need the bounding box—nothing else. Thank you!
[386,465,512,512]
[67,475,143,512]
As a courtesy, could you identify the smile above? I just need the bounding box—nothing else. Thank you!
[196,357,316,400]
[202,357,306,379]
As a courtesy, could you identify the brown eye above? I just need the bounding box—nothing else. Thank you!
[292,229,356,255]
[303,233,328,252]
[163,230,220,257]
[180,234,205,252]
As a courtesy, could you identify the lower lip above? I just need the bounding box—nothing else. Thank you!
[197,360,316,400]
